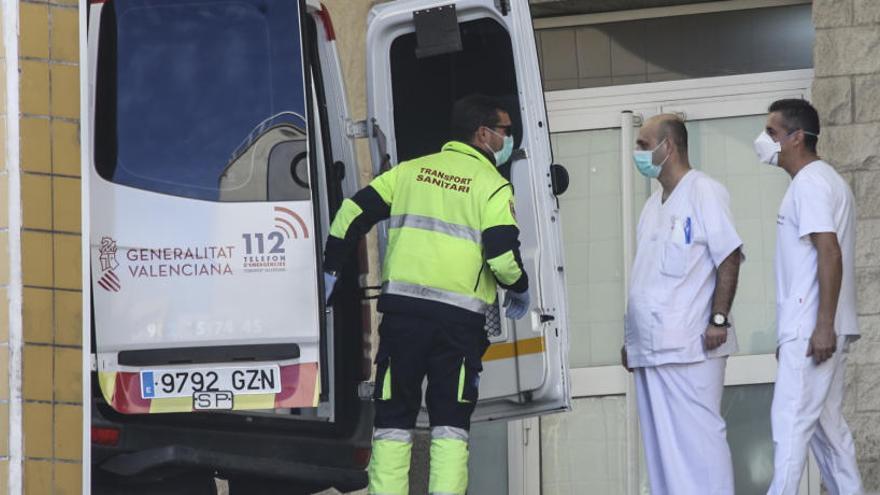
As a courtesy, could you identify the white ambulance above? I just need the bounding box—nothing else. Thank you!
[87,0,570,492]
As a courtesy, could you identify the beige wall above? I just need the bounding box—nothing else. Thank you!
[813,0,880,490]
[0,2,10,493]
[320,0,393,355]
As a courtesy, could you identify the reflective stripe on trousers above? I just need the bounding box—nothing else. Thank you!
[369,428,413,495]
[429,426,469,495]
[382,281,489,314]
[388,214,482,244]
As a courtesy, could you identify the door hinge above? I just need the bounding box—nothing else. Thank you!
[360,285,382,301]
[346,119,370,139]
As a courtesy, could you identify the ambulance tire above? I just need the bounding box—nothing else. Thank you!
[226,476,327,495]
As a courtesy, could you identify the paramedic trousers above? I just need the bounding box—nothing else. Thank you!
[768,336,862,495]
[367,312,490,495]
[634,357,735,495]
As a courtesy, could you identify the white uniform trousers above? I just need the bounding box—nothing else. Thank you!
[634,357,734,495]
[768,336,862,495]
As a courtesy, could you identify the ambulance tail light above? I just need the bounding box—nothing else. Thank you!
[317,4,336,41]
[353,446,372,469]
[91,426,121,446]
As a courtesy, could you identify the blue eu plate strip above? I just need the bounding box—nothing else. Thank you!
[141,371,155,399]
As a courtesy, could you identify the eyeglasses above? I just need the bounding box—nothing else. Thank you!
[492,125,513,137]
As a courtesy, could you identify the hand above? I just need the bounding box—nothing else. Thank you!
[324,272,338,303]
[704,325,728,351]
[807,324,836,365]
[503,290,530,320]
[620,345,632,372]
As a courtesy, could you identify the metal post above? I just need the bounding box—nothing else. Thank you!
[621,111,640,495]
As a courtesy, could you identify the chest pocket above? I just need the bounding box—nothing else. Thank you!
[660,240,687,278]
[658,214,692,278]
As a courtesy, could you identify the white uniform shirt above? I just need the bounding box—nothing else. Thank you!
[775,160,858,345]
[625,170,743,368]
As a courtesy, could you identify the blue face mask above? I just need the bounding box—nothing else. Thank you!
[633,138,669,178]
[487,128,514,165]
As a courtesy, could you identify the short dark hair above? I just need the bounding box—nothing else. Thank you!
[658,118,688,155]
[768,98,820,153]
[450,94,506,143]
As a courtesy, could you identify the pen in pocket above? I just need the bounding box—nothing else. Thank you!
[684,217,692,244]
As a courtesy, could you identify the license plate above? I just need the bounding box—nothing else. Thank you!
[140,365,281,399]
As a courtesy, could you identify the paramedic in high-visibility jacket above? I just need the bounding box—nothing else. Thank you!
[322,94,530,495]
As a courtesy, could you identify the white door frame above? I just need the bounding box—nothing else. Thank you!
[506,68,821,494]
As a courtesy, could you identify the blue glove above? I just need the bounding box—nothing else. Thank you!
[503,290,530,320]
[324,272,338,302]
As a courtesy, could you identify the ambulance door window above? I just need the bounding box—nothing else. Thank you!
[94,0,309,202]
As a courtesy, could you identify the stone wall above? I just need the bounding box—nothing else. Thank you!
[813,0,880,490]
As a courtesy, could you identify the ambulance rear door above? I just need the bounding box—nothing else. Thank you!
[87,0,328,415]
[364,0,571,421]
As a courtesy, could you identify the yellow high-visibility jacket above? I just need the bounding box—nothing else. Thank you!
[324,141,527,325]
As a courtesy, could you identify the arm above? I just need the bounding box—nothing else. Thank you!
[323,168,397,273]
[695,179,744,351]
[807,232,842,364]
[482,184,527,293]
[704,248,742,350]
[712,248,742,315]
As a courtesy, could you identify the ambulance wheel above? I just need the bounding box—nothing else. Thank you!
[226,476,327,495]
[92,472,218,495]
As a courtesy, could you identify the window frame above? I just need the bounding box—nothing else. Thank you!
[521,68,821,495]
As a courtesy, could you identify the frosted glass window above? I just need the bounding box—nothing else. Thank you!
[541,396,628,494]
[723,384,775,494]
[468,420,508,495]
[537,4,814,90]
[541,385,775,494]
[555,114,786,362]
[685,115,790,355]
[553,128,649,367]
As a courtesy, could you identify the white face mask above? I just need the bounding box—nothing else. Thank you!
[754,131,782,166]
[485,127,514,165]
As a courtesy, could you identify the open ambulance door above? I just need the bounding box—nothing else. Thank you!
[365,0,571,422]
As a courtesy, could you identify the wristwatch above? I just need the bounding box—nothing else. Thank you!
[710,312,730,328]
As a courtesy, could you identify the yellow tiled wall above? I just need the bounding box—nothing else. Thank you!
[20,0,82,492]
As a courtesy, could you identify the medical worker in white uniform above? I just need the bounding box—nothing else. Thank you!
[756,99,863,495]
[622,114,743,495]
